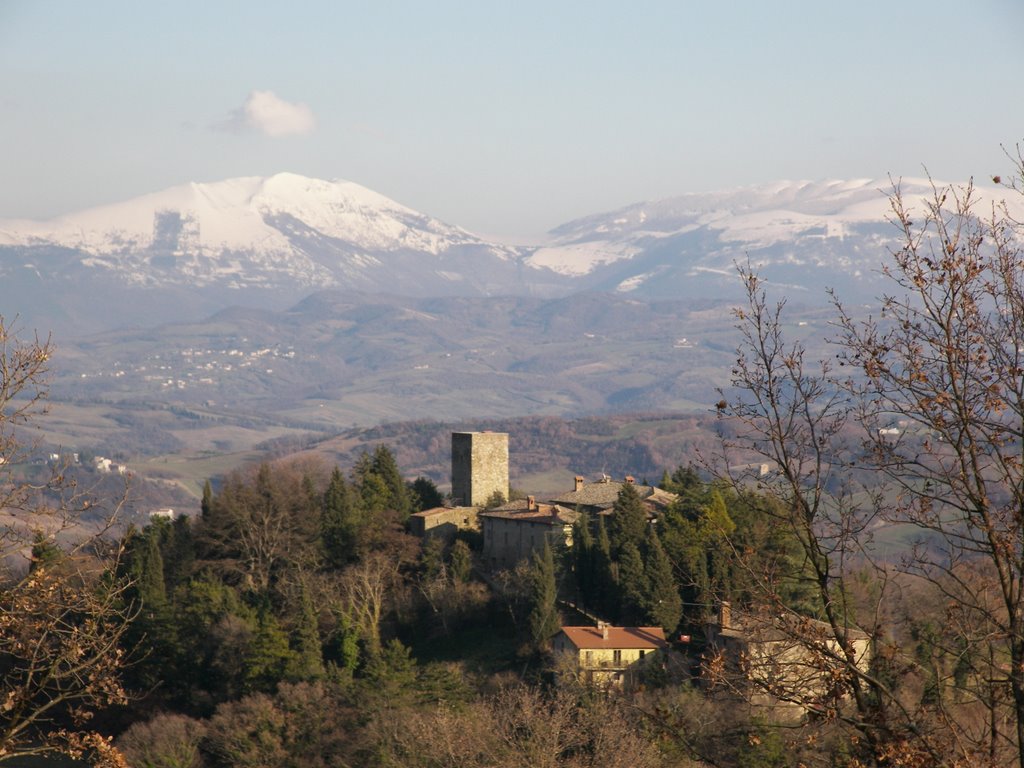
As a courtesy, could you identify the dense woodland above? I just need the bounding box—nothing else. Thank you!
[5,168,1024,767]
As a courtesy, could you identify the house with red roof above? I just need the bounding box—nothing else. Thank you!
[552,621,668,689]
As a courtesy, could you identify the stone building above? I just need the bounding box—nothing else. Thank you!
[704,602,872,715]
[451,431,508,507]
[479,496,579,569]
[408,505,479,541]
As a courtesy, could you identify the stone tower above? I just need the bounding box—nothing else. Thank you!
[451,431,509,507]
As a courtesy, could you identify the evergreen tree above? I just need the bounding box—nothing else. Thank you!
[358,472,391,517]
[593,516,616,619]
[118,524,180,694]
[616,541,648,626]
[527,542,560,652]
[321,467,360,567]
[136,526,168,609]
[162,514,196,592]
[608,482,648,557]
[325,607,361,676]
[288,589,325,681]
[642,526,683,633]
[170,576,256,704]
[660,486,736,622]
[572,512,595,610]
[449,539,472,583]
[371,444,412,519]
[244,608,294,692]
[409,476,444,512]
[29,531,62,572]
[201,478,213,519]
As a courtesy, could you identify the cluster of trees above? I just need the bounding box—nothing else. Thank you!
[115,445,457,708]
[567,474,809,639]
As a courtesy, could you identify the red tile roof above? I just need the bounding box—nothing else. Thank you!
[559,625,668,650]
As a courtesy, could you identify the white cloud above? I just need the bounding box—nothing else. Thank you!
[218,90,316,137]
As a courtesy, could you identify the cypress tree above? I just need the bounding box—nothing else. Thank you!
[200,479,213,519]
[608,482,648,557]
[163,515,196,592]
[137,528,168,609]
[527,542,560,652]
[594,516,616,619]
[572,512,594,610]
[643,526,683,633]
[616,541,648,626]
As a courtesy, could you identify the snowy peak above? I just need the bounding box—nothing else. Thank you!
[0,173,479,257]
[529,178,1021,280]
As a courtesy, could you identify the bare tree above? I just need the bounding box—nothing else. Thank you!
[718,152,1024,766]
[0,318,133,765]
[715,267,934,764]
[341,551,398,658]
[831,157,1024,766]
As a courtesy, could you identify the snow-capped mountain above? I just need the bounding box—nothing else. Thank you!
[0,173,569,332]
[1,173,1017,336]
[533,177,1022,299]
[0,173,552,291]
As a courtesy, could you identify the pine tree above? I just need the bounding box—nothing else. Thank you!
[371,444,412,519]
[409,476,444,512]
[643,526,682,633]
[29,531,62,572]
[527,542,560,652]
[245,608,294,692]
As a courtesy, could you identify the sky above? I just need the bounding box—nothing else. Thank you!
[2,1,1022,237]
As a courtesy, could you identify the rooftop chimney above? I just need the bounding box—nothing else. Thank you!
[574,475,584,492]
[527,495,536,511]
[597,620,609,640]
[625,475,635,484]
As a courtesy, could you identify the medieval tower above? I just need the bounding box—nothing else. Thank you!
[451,431,509,507]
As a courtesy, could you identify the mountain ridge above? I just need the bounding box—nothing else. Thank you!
[2,173,1018,335]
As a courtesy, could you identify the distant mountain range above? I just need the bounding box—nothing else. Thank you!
[3,173,1017,336]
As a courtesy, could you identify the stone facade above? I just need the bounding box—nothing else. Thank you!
[479,498,578,569]
[451,431,508,507]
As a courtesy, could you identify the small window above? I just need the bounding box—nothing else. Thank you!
[584,651,593,666]
[638,649,646,660]
[613,649,622,665]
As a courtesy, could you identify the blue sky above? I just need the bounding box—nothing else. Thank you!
[2,1,1022,236]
